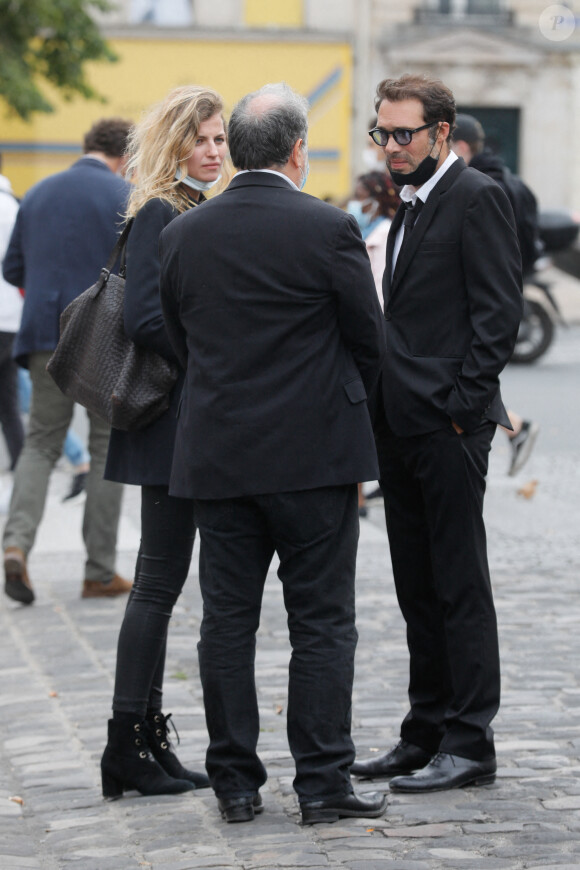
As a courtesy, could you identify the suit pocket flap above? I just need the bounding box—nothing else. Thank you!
[344,377,367,404]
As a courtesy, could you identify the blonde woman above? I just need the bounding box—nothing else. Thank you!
[101,86,228,799]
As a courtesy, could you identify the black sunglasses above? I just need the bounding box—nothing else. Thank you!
[368,121,441,147]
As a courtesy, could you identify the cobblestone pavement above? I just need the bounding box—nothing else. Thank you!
[1,284,579,869]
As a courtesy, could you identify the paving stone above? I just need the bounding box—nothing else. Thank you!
[345,864,433,870]
[383,823,458,838]
[542,796,580,810]
[0,860,45,869]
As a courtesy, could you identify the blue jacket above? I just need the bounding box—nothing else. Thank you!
[2,157,130,366]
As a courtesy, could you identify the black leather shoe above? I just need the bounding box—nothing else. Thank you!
[389,752,497,793]
[350,740,432,778]
[217,793,263,823]
[301,791,387,825]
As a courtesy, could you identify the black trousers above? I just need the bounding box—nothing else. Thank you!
[113,485,195,716]
[194,484,359,802]
[375,408,500,761]
[0,332,24,470]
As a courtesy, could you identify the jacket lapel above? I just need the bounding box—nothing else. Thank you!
[382,203,404,308]
[387,158,466,304]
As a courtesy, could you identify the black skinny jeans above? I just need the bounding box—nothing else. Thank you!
[112,485,195,717]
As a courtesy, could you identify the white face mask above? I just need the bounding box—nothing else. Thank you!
[175,166,222,192]
[347,198,379,231]
[299,158,310,191]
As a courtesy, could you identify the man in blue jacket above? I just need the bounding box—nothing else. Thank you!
[2,118,133,605]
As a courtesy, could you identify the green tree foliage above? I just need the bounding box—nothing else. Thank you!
[0,0,118,120]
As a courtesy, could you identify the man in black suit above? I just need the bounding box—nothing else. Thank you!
[159,83,387,825]
[351,74,522,792]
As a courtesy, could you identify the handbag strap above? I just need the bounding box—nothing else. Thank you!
[99,218,134,286]
[119,218,133,278]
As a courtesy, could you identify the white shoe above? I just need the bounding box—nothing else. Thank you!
[508,420,540,476]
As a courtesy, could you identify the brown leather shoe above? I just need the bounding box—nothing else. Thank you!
[4,547,35,605]
[82,573,132,598]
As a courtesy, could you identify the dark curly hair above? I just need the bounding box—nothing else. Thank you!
[374,74,456,140]
[83,118,133,158]
[357,171,400,219]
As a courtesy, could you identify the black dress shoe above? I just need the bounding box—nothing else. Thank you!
[389,752,497,793]
[350,740,432,778]
[217,793,263,823]
[301,790,387,825]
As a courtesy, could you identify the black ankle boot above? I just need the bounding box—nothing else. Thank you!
[145,711,210,789]
[101,716,195,799]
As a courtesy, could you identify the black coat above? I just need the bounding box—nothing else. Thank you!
[159,171,386,500]
[105,197,191,486]
[381,158,523,437]
[470,150,540,276]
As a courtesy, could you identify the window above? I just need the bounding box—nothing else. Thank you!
[129,0,193,26]
[415,0,511,20]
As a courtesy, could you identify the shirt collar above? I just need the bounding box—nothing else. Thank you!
[400,150,458,206]
[235,168,299,191]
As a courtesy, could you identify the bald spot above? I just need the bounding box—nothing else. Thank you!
[247,93,282,116]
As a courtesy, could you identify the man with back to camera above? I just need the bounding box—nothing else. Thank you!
[2,118,133,604]
[351,74,523,792]
[159,83,387,825]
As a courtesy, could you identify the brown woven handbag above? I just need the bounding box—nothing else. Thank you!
[46,220,179,431]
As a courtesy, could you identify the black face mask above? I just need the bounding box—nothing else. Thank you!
[389,139,441,188]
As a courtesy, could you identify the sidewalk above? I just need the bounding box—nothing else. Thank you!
[2,449,580,869]
[0,270,579,869]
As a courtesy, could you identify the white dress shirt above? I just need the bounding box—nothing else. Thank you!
[392,150,458,275]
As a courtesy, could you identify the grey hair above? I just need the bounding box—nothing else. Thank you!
[228,82,309,170]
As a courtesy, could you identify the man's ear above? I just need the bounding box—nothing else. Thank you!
[437,121,450,145]
[290,138,304,168]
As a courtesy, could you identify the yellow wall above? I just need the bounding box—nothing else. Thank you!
[0,37,351,201]
[245,0,303,28]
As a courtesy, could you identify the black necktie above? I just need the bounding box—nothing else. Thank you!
[394,199,423,277]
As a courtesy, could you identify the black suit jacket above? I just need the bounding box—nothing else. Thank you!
[381,157,523,436]
[159,172,386,500]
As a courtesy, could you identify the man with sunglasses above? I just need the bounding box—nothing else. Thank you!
[351,74,522,792]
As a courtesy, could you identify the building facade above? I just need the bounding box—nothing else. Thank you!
[1,1,578,207]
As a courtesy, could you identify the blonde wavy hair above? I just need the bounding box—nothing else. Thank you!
[125,85,227,218]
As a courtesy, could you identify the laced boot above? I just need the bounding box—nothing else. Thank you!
[101,715,195,799]
[145,711,210,789]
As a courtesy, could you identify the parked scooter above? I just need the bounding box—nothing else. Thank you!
[512,267,558,364]
[511,210,579,364]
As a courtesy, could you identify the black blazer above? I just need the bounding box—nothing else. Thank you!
[105,197,188,486]
[381,157,523,436]
[159,171,386,500]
